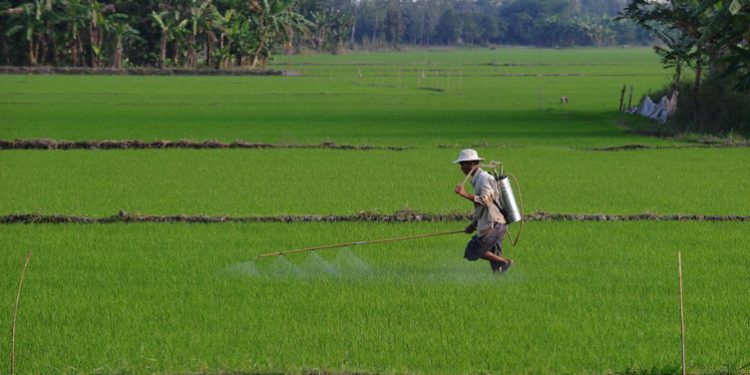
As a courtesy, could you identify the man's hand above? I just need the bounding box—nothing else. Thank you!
[455,184,475,203]
[455,184,467,197]
[464,224,476,233]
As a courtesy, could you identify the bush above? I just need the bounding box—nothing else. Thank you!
[650,79,750,137]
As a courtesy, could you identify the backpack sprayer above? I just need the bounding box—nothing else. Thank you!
[460,160,525,246]
[256,159,524,259]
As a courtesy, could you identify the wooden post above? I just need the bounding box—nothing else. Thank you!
[11,251,32,375]
[678,251,687,375]
[627,85,634,111]
[619,84,626,112]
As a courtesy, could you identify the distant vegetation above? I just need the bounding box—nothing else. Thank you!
[619,0,750,136]
[0,0,651,69]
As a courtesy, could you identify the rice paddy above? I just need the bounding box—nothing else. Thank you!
[1,47,748,375]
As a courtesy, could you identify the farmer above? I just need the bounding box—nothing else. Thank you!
[453,149,513,273]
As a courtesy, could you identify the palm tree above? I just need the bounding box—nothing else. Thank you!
[697,0,750,91]
[210,7,246,68]
[85,0,113,68]
[105,13,140,68]
[3,1,41,65]
[247,0,312,67]
[60,0,89,66]
[0,4,25,64]
[151,10,188,68]
[186,0,213,68]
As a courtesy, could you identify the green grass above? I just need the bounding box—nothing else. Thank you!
[2,147,749,216]
[1,47,673,148]
[1,221,748,374]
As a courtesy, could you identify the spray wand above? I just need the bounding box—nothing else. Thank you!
[256,230,465,258]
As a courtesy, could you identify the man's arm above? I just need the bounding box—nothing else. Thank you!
[455,184,478,233]
[455,184,476,202]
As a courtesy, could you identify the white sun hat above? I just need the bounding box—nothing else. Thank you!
[453,148,484,164]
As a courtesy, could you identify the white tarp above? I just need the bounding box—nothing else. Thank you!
[631,91,679,123]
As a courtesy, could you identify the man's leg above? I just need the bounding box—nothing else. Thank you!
[481,250,510,266]
[483,252,512,272]
[485,225,509,272]
[488,245,502,272]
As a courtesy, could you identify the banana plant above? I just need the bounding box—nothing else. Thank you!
[105,13,140,68]
[697,0,750,91]
[210,6,247,68]
[60,0,89,66]
[151,10,188,68]
[186,0,213,67]
[86,0,107,67]
[4,0,52,65]
[247,0,312,67]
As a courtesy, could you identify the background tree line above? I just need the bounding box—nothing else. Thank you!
[0,0,653,68]
[338,0,651,49]
[0,0,311,68]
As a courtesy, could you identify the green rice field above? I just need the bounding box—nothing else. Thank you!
[1,47,748,375]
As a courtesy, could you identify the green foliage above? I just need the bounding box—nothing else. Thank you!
[0,0,309,68]
[649,79,750,136]
[619,0,750,134]
[0,0,656,68]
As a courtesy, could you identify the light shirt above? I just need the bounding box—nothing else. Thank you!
[470,169,506,235]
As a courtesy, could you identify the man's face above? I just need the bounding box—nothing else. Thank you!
[459,161,478,175]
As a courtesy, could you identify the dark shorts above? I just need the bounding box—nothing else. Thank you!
[463,223,506,261]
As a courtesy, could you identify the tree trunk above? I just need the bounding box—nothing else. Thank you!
[159,34,167,68]
[89,17,100,68]
[187,34,196,68]
[40,34,49,64]
[674,58,682,84]
[0,32,8,65]
[173,40,180,66]
[46,21,57,65]
[693,56,702,113]
[71,37,79,66]
[206,31,216,69]
[112,35,122,68]
[28,37,37,65]
[251,37,266,68]
[77,35,85,66]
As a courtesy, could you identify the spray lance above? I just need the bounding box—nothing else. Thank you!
[256,230,465,258]
[458,160,525,246]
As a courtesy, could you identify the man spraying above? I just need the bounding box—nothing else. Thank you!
[453,149,513,273]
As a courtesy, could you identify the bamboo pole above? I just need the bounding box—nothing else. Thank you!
[11,251,32,375]
[257,230,464,258]
[678,251,687,375]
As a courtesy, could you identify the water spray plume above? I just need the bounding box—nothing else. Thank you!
[256,230,465,258]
